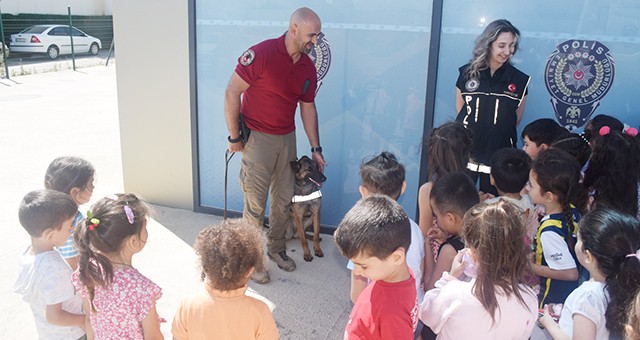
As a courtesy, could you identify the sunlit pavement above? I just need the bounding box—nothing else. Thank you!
[0,64,351,339]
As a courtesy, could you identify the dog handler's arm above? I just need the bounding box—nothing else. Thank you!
[224,72,250,152]
[300,100,327,172]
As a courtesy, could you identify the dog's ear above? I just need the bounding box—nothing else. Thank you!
[290,159,300,171]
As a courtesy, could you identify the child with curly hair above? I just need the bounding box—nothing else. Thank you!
[172,219,278,340]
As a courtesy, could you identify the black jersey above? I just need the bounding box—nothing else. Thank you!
[455,63,530,164]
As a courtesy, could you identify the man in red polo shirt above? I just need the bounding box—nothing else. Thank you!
[224,7,326,284]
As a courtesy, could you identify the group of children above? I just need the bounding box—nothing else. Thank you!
[14,114,640,340]
[335,115,640,339]
[15,157,279,339]
[15,157,167,339]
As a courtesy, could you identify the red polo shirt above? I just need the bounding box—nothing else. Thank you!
[235,35,317,135]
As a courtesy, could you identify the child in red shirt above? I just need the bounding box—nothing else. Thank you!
[335,195,418,340]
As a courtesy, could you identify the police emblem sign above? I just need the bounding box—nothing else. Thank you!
[308,32,331,94]
[544,40,615,130]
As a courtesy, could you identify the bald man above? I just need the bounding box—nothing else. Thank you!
[224,7,326,284]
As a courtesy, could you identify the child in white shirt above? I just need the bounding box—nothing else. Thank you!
[14,190,85,340]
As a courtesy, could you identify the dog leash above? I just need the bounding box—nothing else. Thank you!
[224,149,235,220]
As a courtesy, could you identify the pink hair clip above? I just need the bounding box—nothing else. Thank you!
[599,126,611,136]
[625,127,638,137]
[88,218,100,231]
[626,249,640,260]
[124,205,135,224]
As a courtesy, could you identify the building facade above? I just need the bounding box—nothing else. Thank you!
[113,1,640,227]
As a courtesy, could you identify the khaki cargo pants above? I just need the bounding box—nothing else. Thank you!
[240,130,296,263]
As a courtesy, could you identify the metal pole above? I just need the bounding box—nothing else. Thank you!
[0,1,10,79]
[105,39,114,66]
[67,6,76,71]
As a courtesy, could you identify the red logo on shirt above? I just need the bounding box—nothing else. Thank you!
[240,49,255,66]
[508,83,517,92]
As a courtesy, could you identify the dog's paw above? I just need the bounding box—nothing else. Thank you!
[315,249,324,258]
[304,254,314,262]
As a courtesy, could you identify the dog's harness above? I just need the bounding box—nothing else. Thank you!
[292,190,322,203]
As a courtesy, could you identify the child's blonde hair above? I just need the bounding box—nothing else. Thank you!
[461,199,534,323]
[195,219,264,290]
[627,289,640,340]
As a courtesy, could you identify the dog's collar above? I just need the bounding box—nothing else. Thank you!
[292,190,322,203]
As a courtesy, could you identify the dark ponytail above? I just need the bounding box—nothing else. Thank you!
[74,216,114,311]
[579,208,640,338]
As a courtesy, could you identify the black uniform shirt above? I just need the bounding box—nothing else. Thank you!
[455,62,530,164]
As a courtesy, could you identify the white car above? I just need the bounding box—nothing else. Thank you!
[10,25,101,60]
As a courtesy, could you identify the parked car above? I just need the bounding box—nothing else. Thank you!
[9,25,101,60]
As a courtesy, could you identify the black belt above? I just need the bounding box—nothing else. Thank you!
[467,161,491,174]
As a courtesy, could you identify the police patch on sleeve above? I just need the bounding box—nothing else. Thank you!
[240,49,255,66]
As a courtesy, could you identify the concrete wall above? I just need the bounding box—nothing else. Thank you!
[1,0,112,16]
[112,0,194,210]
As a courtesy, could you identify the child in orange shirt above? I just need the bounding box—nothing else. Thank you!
[172,219,279,340]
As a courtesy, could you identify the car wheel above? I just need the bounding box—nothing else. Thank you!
[47,45,59,60]
[89,43,99,56]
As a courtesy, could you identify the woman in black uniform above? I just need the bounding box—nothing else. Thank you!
[455,19,530,194]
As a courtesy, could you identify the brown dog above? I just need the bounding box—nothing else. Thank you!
[290,156,326,262]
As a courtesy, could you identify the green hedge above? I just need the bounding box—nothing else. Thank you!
[1,13,113,51]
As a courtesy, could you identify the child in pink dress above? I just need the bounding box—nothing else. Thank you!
[72,193,163,340]
[420,199,538,339]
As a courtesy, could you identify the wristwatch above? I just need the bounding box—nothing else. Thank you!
[311,146,323,153]
[228,135,242,143]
